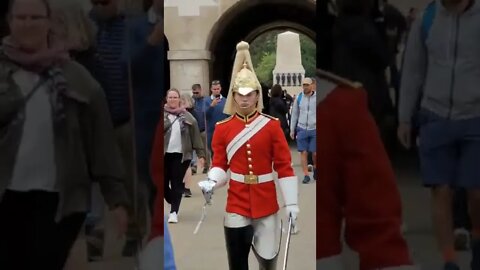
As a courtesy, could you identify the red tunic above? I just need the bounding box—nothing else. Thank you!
[150,114,164,239]
[211,112,295,219]
[316,84,412,269]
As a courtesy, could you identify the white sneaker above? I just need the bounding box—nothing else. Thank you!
[168,212,178,223]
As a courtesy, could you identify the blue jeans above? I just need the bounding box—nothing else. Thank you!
[296,127,316,152]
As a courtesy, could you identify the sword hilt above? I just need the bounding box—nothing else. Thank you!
[199,180,215,204]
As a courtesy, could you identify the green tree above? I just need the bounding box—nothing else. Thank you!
[255,52,276,86]
[250,30,280,72]
[300,35,316,78]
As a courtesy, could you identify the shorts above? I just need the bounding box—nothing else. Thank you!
[418,109,480,188]
[296,127,316,153]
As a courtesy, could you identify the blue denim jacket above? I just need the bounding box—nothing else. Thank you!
[164,217,176,270]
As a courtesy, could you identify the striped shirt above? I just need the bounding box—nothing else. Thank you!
[92,15,130,126]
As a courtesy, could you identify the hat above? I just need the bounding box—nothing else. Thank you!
[302,77,313,85]
[223,41,263,115]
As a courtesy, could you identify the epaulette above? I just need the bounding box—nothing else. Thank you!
[216,115,234,125]
[260,113,278,121]
[316,69,362,89]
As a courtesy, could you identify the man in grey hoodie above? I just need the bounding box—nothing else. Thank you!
[290,77,317,184]
[398,0,480,269]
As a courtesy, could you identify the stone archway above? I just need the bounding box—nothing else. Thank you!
[164,0,315,95]
[207,0,316,96]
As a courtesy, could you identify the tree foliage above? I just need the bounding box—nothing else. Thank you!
[255,52,277,86]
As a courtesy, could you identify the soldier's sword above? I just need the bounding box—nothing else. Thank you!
[282,215,293,270]
[195,181,214,234]
[193,203,208,234]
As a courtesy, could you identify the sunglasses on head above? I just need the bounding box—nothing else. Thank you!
[211,80,220,85]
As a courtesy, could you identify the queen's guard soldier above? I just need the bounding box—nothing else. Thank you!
[198,41,299,270]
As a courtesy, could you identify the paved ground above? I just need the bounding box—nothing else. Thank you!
[336,151,470,270]
[63,150,472,270]
[391,152,471,270]
[64,209,137,270]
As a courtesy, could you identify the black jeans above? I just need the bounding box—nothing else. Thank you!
[453,188,471,230]
[308,152,313,165]
[0,190,86,270]
[164,153,191,214]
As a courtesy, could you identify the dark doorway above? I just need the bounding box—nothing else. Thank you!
[1,0,9,38]
[163,35,170,96]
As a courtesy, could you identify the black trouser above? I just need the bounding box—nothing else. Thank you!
[308,152,313,165]
[164,153,191,214]
[453,188,471,230]
[0,190,86,270]
[225,226,254,270]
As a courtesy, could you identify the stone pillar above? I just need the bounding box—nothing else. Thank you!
[272,31,305,96]
[168,50,211,95]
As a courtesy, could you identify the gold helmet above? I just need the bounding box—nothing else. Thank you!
[223,41,263,115]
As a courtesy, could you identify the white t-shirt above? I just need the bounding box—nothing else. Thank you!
[9,69,57,192]
[166,114,182,153]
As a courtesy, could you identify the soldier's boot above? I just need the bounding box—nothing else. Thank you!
[225,225,254,270]
[253,248,278,270]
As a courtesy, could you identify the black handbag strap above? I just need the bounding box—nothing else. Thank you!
[24,76,49,104]
[164,114,180,133]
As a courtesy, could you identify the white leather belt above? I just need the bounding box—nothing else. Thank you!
[230,172,274,184]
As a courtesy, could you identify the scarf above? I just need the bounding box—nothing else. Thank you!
[1,36,70,124]
[164,105,187,116]
[164,105,188,132]
[2,36,70,73]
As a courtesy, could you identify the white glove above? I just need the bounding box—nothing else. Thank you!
[198,180,216,205]
[198,167,228,205]
[285,204,300,227]
[207,167,228,189]
[278,177,299,228]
